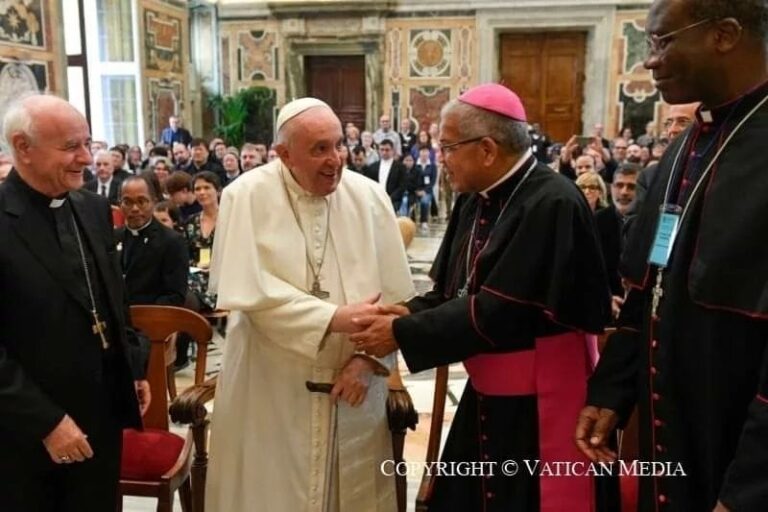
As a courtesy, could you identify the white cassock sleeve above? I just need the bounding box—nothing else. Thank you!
[210,182,337,362]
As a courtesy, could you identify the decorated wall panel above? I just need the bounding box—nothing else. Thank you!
[0,0,63,128]
[144,8,182,73]
[140,0,189,141]
[0,0,44,48]
[608,10,660,140]
[219,19,283,102]
[385,18,476,135]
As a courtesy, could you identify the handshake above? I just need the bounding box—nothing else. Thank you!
[329,293,410,357]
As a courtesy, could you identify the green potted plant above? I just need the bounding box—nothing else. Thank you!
[209,86,275,147]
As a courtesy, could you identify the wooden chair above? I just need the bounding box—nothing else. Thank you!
[170,360,418,512]
[201,309,229,337]
[111,205,125,227]
[118,305,213,512]
[415,365,449,511]
[387,363,419,512]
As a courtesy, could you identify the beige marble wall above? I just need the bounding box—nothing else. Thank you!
[0,0,64,122]
[384,17,476,134]
[212,2,662,143]
[608,9,660,139]
[218,19,283,102]
[139,0,190,142]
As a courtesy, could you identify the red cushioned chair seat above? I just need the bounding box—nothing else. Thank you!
[121,428,185,481]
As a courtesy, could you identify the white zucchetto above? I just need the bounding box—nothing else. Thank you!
[275,97,331,133]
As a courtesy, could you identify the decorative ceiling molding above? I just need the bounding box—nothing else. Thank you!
[217,0,651,19]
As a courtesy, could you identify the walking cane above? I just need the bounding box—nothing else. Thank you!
[307,381,336,512]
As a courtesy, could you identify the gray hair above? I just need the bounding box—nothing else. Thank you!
[440,99,531,154]
[92,149,112,163]
[2,94,39,158]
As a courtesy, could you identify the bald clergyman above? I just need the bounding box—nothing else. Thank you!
[205,98,415,512]
[0,95,150,511]
[352,83,611,511]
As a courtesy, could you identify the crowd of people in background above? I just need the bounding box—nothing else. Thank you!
[0,105,696,368]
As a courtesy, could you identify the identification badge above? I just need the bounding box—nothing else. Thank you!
[648,204,682,268]
[424,176,431,185]
[198,247,211,267]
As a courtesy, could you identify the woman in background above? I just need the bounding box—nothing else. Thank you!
[127,145,144,172]
[183,171,221,312]
[361,130,379,166]
[150,157,173,196]
[575,172,608,212]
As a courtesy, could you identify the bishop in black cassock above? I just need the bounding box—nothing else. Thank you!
[581,1,768,510]
[353,83,611,511]
[0,95,148,512]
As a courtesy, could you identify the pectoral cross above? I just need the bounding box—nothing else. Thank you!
[91,310,109,349]
[311,279,330,299]
[651,269,664,319]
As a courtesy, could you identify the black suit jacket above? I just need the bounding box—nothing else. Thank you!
[113,168,132,183]
[84,178,121,205]
[0,171,143,458]
[363,160,407,209]
[160,127,192,147]
[183,160,227,186]
[115,218,189,306]
[595,204,624,296]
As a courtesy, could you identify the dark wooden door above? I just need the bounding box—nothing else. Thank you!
[305,56,366,131]
[499,32,586,143]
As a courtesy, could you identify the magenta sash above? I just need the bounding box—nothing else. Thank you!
[463,332,598,512]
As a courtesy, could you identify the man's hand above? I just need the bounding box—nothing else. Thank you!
[135,380,151,417]
[42,415,94,464]
[331,356,375,407]
[377,303,410,317]
[561,135,579,163]
[349,314,399,357]
[329,293,382,334]
[611,295,625,320]
[574,406,619,463]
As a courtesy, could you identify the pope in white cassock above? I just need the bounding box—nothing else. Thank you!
[205,97,415,512]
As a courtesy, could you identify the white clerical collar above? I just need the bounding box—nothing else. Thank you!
[49,198,66,208]
[127,219,153,236]
[480,149,533,198]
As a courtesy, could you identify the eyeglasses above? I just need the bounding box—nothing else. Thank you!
[439,136,491,155]
[120,197,152,209]
[645,18,713,56]
[663,117,693,129]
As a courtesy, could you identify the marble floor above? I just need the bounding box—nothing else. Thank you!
[124,220,466,512]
